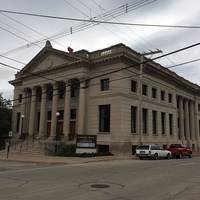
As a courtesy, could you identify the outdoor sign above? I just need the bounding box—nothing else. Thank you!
[76,135,97,153]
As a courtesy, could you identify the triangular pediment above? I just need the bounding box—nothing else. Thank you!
[20,47,81,74]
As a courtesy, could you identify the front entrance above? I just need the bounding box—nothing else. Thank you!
[47,122,51,138]
[69,121,76,140]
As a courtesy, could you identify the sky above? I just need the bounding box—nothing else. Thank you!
[1,0,200,99]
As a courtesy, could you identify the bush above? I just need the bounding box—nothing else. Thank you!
[54,144,113,157]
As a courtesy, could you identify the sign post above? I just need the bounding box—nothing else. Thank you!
[76,135,97,154]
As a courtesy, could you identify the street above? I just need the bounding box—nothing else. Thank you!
[0,157,200,200]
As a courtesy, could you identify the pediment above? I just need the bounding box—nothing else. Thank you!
[20,47,81,74]
[31,53,72,73]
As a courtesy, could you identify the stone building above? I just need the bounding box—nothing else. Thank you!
[10,41,200,154]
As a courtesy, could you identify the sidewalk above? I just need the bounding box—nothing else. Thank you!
[0,153,134,165]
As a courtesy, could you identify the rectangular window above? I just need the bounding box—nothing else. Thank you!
[169,114,173,135]
[99,104,110,132]
[152,110,157,135]
[47,111,52,120]
[131,106,137,133]
[131,80,137,92]
[37,92,42,102]
[168,93,172,103]
[37,112,40,132]
[161,90,165,101]
[58,110,64,120]
[59,89,64,99]
[16,112,21,132]
[161,112,166,135]
[48,90,53,101]
[142,84,148,96]
[142,108,148,134]
[101,78,109,91]
[199,120,200,136]
[152,88,157,98]
[70,109,76,119]
[18,94,22,103]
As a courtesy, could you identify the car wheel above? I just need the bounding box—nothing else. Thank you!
[166,153,171,159]
[139,157,143,160]
[188,154,192,158]
[178,152,183,159]
[154,153,158,160]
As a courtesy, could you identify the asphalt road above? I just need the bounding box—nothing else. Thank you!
[0,157,200,200]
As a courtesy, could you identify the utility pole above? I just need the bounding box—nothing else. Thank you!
[138,49,162,145]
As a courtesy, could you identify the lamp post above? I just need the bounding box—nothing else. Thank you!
[21,114,24,139]
[55,112,60,140]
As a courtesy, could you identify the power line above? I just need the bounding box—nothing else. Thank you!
[0,1,164,56]
[2,41,200,104]
[1,9,200,29]
[0,12,67,49]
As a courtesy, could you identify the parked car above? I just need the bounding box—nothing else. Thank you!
[167,144,192,158]
[136,144,172,160]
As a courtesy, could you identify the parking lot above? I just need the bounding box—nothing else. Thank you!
[0,156,200,200]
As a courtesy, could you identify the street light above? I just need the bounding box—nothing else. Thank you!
[21,114,24,139]
[55,112,60,140]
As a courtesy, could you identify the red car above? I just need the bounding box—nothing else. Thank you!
[167,144,192,158]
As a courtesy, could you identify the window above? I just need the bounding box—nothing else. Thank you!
[152,88,157,98]
[99,105,110,132]
[152,110,157,135]
[37,92,41,102]
[199,120,200,136]
[169,114,173,135]
[59,88,64,99]
[47,111,52,120]
[198,104,200,112]
[37,112,40,132]
[161,90,165,101]
[161,112,166,135]
[142,84,148,96]
[101,78,109,91]
[71,87,78,97]
[58,110,64,120]
[142,108,148,134]
[18,94,22,103]
[131,106,137,133]
[131,80,137,92]
[16,112,21,132]
[168,93,172,103]
[48,90,53,101]
[70,109,76,119]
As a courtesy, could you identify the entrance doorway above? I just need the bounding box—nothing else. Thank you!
[69,121,76,140]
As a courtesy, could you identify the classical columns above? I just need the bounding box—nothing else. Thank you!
[63,83,71,138]
[28,87,37,137]
[78,81,87,135]
[50,82,59,137]
[189,101,195,141]
[39,85,47,137]
[184,99,190,143]
[179,96,184,141]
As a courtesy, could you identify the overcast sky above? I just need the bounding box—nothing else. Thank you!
[1,0,200,99]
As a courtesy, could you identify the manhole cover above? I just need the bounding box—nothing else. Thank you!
[90,184,110,188]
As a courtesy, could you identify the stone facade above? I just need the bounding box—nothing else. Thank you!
[10,41,200,155]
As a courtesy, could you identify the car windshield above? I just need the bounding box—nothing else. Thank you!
[136,145,149,150]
